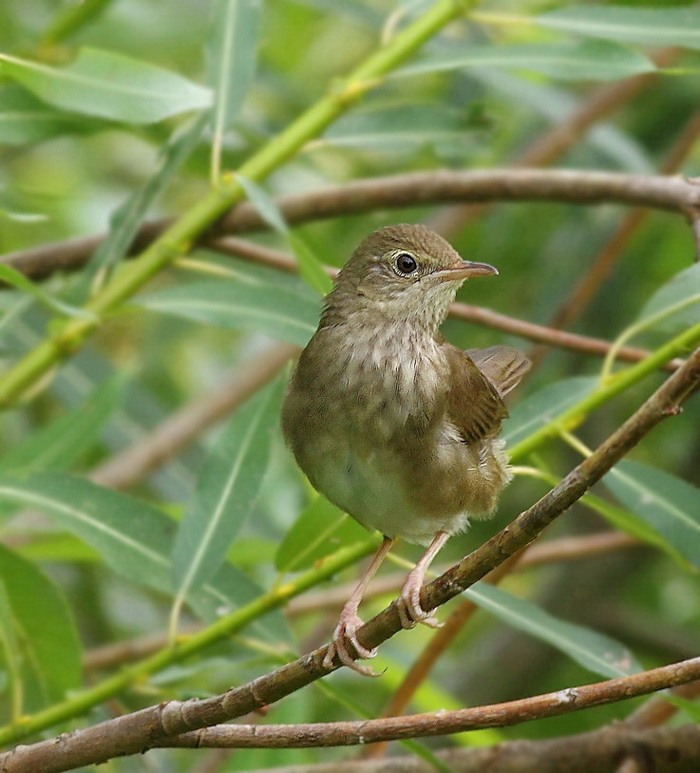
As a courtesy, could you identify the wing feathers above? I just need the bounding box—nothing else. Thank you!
[443,345,529,444]
[466,345,531,397]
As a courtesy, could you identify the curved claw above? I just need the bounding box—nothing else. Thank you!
[397,577,442,630]
[396,530,450,630]
[322,617,381,677]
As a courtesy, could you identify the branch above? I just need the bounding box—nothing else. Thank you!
[3,170,700,283]
[448,302,684,370]
[161,662,700,748]
[2,346,697,773]
[0,537,379,750]
[170,724,700,772]
[365,554,522,761]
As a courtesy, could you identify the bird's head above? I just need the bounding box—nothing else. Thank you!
[324,224,497,332]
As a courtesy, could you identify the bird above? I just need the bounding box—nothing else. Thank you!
[281,223,530,674]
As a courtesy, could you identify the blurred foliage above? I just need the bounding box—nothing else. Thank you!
[0,0,699,771]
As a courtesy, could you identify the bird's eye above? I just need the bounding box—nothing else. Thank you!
[395,252,418,275]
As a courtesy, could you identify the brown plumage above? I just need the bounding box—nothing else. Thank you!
[282,224,529,674]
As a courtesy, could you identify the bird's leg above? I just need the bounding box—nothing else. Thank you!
[323,536,394,675]
[397,531,451,629]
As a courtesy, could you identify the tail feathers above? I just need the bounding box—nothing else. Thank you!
[466,345,530,397]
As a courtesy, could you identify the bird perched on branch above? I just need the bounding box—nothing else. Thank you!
[282,223,529,674]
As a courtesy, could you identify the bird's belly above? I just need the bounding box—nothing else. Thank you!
[302,436,475,546]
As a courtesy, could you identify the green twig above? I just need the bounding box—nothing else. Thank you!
[509,319,700,461]
[0,0,472,412]
[600,295,700,382]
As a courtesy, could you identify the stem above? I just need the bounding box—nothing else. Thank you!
[600,294,700,381]
[0,0,472,412]
[509,319,700,461]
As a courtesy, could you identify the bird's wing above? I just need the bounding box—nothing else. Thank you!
[443,344,509,443]
[466,345,531,398]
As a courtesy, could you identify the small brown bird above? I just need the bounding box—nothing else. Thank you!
[282,224,529,674]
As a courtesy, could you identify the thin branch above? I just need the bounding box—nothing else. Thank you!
[2,346,697,773]
[167,657,700,749]
[363,533,644,760]
[448,302,684,370]
[624,680,700,731]
[178,724,700,772]
[164,660,700,748]
[3,170,700,284]
[615,681,700,773]
[290,530,641,616]
[364,554,522,760]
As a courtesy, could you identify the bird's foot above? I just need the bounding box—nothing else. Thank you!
[322,610,381,677]
[397,572,442,630]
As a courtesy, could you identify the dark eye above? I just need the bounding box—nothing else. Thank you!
[395,252,418,275]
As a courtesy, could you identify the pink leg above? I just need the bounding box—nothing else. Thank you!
[397,531,451,629]
[323,536,394,675]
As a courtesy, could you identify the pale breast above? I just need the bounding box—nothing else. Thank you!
[282,323,510,545]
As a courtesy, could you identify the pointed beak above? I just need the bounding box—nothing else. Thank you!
[437,259,499,282]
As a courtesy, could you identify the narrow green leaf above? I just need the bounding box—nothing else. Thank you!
[0,544,82,711]
[0,473,286,639]
[603,461,700,568]
[467,583,641,679]
[0,85,99,145]
[42,0,113,46]
[193,248,316,295]
[189,562,291,645]
[396,40,654,81]
[637,263,700,335]
[235,175,332,295]
[84,114,208,289]
[319,103,479,150]
[235,174,290,234]
[538,5,700,50]
[288,234,333,296]
[503,376,598,450]
[580,492,686,567]
[0,264,96,321]
[0,209,47,224]
[173,375,285,598]
[0,580,21,721]
[136,279,320,347]
[275,495,368,572]
[0,374,128,474]
[208,0,262,177]
[0,48,212,124]
[0,473,176,593]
